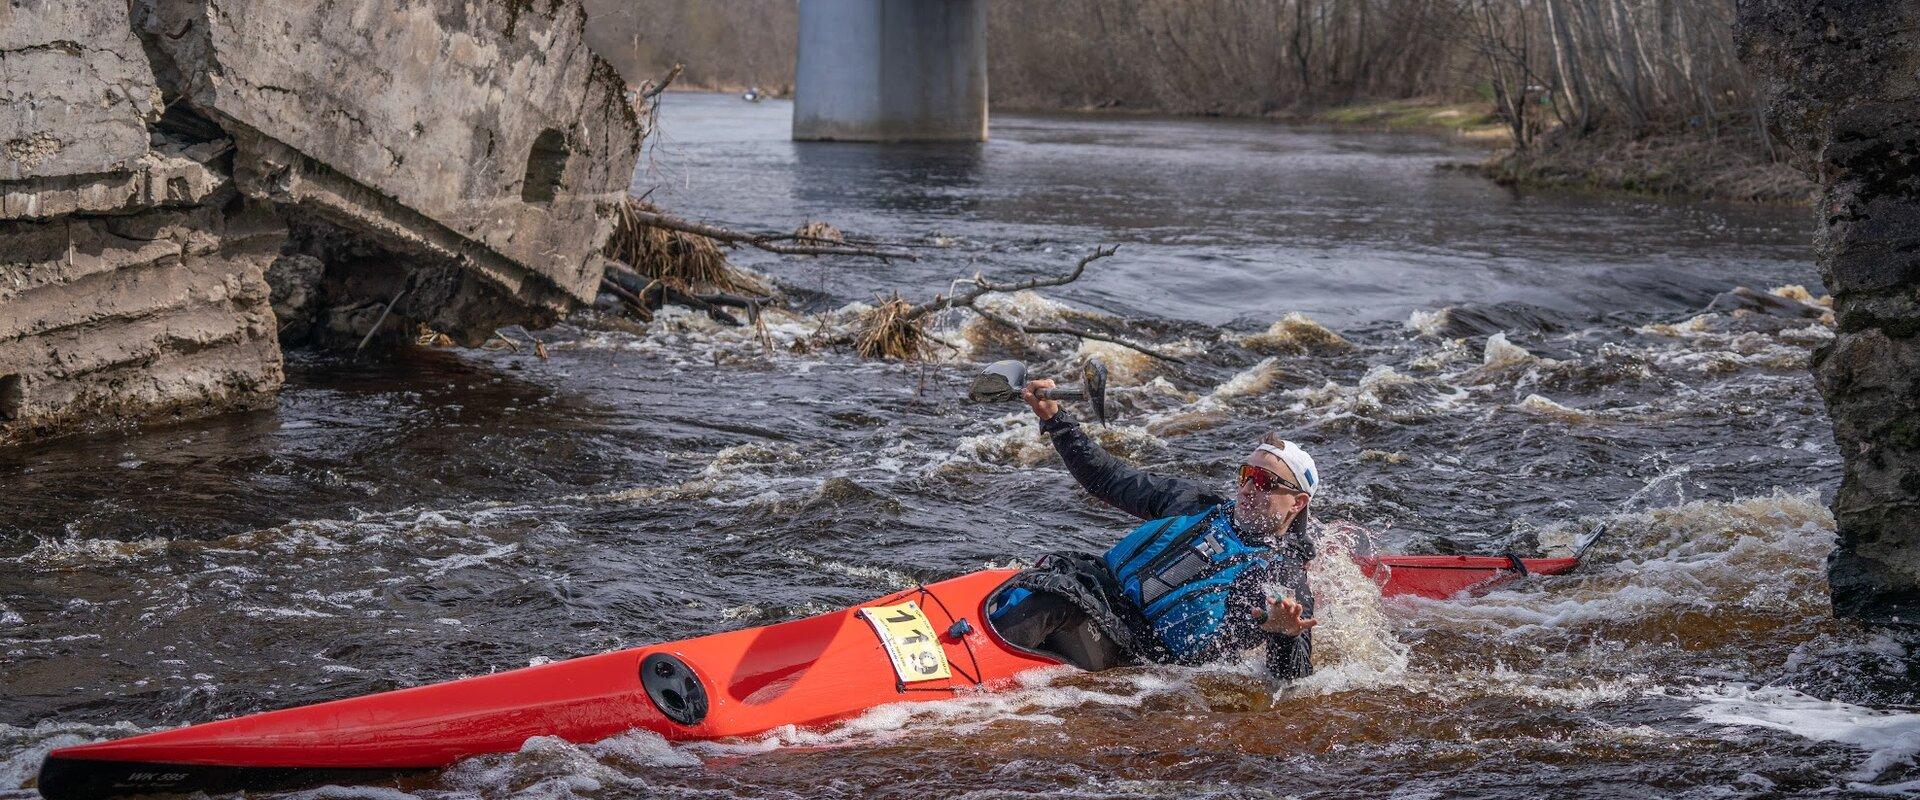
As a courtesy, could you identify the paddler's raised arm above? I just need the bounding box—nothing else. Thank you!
[1023,379,1222,521]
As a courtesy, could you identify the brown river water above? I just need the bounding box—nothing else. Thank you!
[5,93,1918,798]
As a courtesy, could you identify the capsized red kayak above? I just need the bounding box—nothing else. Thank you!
[37,569,1056,799]
[39,555,1570,799]
[1360,553,1579,600]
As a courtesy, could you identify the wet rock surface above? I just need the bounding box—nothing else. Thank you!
[1738,0,1920,623]
[0,0,646,444]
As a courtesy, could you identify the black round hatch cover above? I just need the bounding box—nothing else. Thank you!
[639,652,708,726]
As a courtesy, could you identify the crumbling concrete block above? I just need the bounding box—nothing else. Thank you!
[0,198,285,444]
[136,0,647,343]
[0,0,164,181]
[1,0,645,444]
[1,0,283,445]
[1,139,230,220]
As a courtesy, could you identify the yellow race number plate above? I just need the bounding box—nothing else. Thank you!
[858,600,951,684]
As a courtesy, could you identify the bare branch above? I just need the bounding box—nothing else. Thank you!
[870,244,1176,362]
[601,275,655,321]
[970,306,1187,364]
[638,63,684,101]
[622,205,921,261]
[905,245,1118,321]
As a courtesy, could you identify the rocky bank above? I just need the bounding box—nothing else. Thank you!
[1738,0,1920,624]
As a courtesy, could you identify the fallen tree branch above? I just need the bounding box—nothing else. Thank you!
[622,204,920,261]
[753,232,952,250]
[852,245,1176,362]
[970,306,1186,364]
[638,63,683,102]
[601,275,655,321]
[695,291,769,325]
[602,268,761,327]
[905,245,1118,321]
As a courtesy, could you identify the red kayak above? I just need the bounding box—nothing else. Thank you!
[38,555,1571,799]
[1361,553,1579,599]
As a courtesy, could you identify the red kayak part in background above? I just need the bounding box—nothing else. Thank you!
[38,554,1576,799]
[1358,554,1580,600]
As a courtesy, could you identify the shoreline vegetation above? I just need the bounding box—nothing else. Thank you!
[589,0,1813,207]
[1298,99,1808,205]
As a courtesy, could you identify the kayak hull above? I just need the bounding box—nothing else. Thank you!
[39,555,1574,798]
[38,569,1055,799]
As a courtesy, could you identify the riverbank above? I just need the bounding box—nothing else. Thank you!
[1004,95,1817,207]
[1302,99,1508,143]
[1474,129,1815,206]
[1298,100,1810,206]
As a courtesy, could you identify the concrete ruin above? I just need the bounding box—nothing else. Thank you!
[1,0,645,444]
[1738,0,1920,624]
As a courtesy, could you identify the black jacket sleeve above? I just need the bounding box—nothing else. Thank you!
[1040,410,1225,521]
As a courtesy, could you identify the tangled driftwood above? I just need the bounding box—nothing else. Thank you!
[619,201,921,260]
[855,246,1184,363]
[600,196,936,327]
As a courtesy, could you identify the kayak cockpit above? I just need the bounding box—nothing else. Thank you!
[982,581,1115,671]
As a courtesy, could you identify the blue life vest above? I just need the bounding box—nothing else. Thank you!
[1102,504,1274,660]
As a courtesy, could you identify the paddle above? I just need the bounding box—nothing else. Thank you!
[967,359,1111,426]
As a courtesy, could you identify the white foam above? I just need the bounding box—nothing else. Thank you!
[1284,525,1409,697]
[436,729,697,798]
[1480,332,1537,370]
[1406,308,1451,337]
[686,666,1188,757]
[1073,339,1163,387]
[0,721,152,789]
[280,785,425,800]
[1516,393,1590,423]
[956,412,1166,468]
[1687,684,1920,785]
[1230,312,1353,354]
[1210,357,1283,400]
[1398,490,1836,637]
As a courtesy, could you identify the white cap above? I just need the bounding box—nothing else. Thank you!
[1254,441,1320,495]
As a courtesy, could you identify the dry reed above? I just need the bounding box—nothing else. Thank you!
[856,296,931,360]
[606,198,760,294]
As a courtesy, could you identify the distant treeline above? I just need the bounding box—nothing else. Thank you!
[587,0,1762,150]
[1460,0,1759,147]
[581,0,797,96]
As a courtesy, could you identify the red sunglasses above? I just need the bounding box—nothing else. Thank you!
[1238,464,1305,494]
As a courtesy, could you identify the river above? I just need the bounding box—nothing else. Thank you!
[4,93,1916,798]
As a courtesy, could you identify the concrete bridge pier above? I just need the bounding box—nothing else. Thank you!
[793,0,988,142]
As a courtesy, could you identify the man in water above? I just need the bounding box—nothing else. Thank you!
[990,377,1319,680]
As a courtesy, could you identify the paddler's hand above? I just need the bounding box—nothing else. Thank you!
[1258,597,1318,637]
[1022,378,1060,422]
